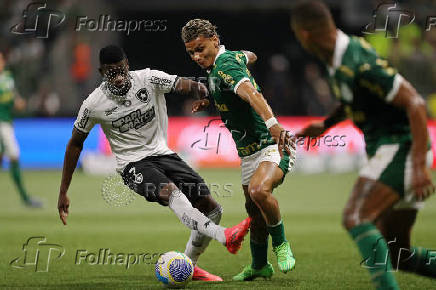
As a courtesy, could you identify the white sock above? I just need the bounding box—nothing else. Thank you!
[169,190,226,245]
[184,206,223,265]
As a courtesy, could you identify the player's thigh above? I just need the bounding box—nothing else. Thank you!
[0,122,19,159]
[249,161,283,194]
[122,159,172,205]
[343,177,400,230]
[156,154,217,211]
[247,144,294,193]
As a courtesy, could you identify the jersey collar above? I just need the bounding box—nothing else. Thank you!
[207,45,226,73]
[328,30,350,76]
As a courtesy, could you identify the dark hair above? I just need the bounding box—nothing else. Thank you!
[291,0,334,31]
[181,19,218,43]
[99,45,126,65]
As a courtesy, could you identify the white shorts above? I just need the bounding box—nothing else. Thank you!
[0,122,20,159]
[359,143,433,210]
[241,144,295,186]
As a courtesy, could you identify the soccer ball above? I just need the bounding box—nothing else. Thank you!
[155,251,194,288]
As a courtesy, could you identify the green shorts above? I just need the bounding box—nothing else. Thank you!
[360,137,433,209]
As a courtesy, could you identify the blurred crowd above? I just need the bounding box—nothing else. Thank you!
[0,0,435,118]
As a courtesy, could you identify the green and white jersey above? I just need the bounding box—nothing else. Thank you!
[328,30,410,155]
[0,71,15,122]
[207,46,275,157]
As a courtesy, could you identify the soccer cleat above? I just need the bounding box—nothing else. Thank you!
[272,241,295,273]
[224,217,251,254]
[232,262,274,281]
[192,266,223,281]
[24,196,43,208]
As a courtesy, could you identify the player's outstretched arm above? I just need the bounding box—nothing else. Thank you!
[58,128,88,225]
[174,78,210,113]
[241,50,257,66]
[391,80,435,200]
[236,81,294,156]
[298,104,346,138]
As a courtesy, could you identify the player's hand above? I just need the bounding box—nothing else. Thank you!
[57,193,70,225]
[270,124,296,158]
[297,121,325,138]
[192,99,210,113]
[411,165,435,201]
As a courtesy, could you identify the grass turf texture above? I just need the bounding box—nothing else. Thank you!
[1,169,435,289]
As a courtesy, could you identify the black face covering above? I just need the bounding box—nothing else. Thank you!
[104,65,132,96]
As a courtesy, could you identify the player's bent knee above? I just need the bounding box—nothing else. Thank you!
[248,184,270,205]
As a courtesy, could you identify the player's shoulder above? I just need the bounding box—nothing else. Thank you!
[81,85,105,109]
[348,35,379,63]
[132,68,175,85]
[216,49,246,68]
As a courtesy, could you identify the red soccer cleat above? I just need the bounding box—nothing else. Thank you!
[224,217,251,254]
[192,265,223,281]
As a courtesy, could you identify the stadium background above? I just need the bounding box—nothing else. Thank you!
[1,0,436,289]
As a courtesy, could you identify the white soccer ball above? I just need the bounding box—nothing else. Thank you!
[155,251,194,288]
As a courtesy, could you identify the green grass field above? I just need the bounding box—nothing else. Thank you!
[1,169,435,289]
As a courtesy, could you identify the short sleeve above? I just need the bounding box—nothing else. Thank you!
[217,56,250,94]
[74,100,96,133]
[358,54,403,103]
[149,70,178,94]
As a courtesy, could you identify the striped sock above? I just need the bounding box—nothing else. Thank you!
[349,223,399,290]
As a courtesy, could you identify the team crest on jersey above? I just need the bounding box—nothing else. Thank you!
[135,88,149,103]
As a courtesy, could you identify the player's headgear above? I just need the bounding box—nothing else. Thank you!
[99,45,126,65]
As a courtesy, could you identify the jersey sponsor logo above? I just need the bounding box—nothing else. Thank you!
[214,101,229,112]
[217,71,235,86]
[105,106,118,116]
[135,88,149,103]
[112,107,155,133]
[77,108,90,129]
[150,76,172,87]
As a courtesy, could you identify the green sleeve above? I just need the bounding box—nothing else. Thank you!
[216,54,251,94]
[357,49,402,102]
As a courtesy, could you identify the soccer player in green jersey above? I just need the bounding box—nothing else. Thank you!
[0,52,42,208]
[182,19,297,280]
[291,1,435,289]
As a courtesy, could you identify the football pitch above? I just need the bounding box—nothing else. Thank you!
[1,169,435,289]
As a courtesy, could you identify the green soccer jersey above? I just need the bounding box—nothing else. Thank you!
[328,30,411,154]
[207,46,275,157]
[0,70,15,122]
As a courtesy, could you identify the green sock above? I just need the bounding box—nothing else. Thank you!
[349,223,399,290]
[267,220,287,248]
[401,246,436,278]
[9,161,29,202]
[250,238,269,270]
